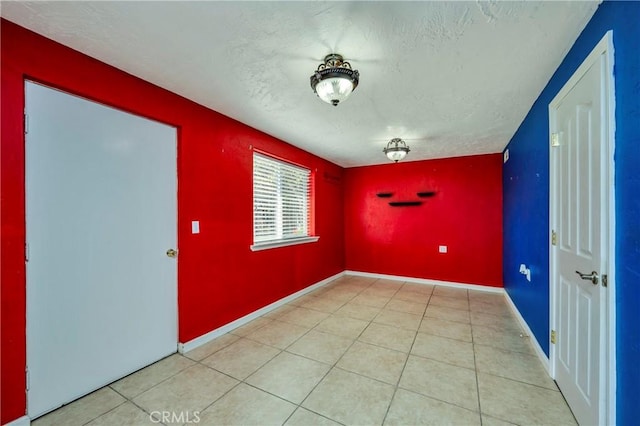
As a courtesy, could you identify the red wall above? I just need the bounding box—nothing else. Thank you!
[0,20,344,423]
[344,154,503,287]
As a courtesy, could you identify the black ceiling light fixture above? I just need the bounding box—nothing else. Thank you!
[310,54,359,106]
[383,138,410,162]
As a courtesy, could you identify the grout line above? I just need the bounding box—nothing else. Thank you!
[470,287,484,425]
[380,283,434,424]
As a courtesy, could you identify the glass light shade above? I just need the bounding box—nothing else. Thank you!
[383,138,410,162]
[314,77,354,106]
[386,149,408,162]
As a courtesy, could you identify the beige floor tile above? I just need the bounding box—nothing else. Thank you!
[337,341,408,385]
[475,344,556,389]
[262,304,296,319]
[109,354,195,399]
[286,330,353,365]
[183,333,240,361]
[321,287,360,302]
[412,333,475,369]
[481,414,518,426]
[477,373,576,425]
[470,300,513,317]
[201,337,280,380]
[314,315,369,339]
[400,282,434,295]
[425,304,471,324]
[33,388,125,426]
[399,355,479,411]
[334,302,381,321]
[303,368,395,425]
[287,293,317,307]
[133,364,238,414]
[419,317,473,342]
[246,320,309,349]
[340,281,372,292]
[301,295,346,313]
[198,383,296,426]
[86,402,153,426]
[470,311,522,332]
[468,291,505,305]
[429,295,470,310]
[308,286,333,297]
[246,351,330,403]
[386,298,427,315]
[361,286,398,298]
[472,324,535,355]
[359,322,417,353]
[230,316,273,337]
[433,286,469,299]
[278,307,330,328]
[285,407,341,426]
[374,278,404,288]
[392,288,431,303]
[351,293,391,308]
[384,388,481,426]
[373,309,423,331]
[342,277,375,288]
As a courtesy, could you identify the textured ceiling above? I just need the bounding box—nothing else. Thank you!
[1,1,599,167]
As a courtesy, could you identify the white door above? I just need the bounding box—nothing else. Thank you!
[550,37,612,426]
[26,81,178,418]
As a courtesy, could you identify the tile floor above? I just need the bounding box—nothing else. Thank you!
[33,276,577,426]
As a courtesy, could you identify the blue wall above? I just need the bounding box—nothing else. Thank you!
[502,1,640,424]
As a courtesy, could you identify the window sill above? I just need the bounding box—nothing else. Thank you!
[250,236,320,252]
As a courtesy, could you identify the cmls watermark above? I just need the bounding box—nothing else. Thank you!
[150,411,200,424]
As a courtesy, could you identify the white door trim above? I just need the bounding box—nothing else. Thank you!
[548,30,616,426]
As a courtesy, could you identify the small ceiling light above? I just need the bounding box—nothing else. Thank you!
[383,138,410,162]
[310,54,359,106]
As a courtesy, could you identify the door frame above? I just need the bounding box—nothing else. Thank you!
[548,31,616,426]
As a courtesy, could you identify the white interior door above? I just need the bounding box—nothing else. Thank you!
[26,81,178,418]
[550,45,610,425]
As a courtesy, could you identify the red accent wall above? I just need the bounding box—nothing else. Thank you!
[0,20,344,423]
[344,155,503,287]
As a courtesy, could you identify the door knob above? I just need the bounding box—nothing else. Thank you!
[166,248,177,258]
[575,270,598,285]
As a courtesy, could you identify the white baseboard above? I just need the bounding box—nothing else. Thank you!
[5,416,30,426]
[178,271,345,354]
[179,269,507,355]
[345,270,505,294]
[504,291,550,372]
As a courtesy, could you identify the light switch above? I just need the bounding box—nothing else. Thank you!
[439,245,447,253]
[191,220,200,234]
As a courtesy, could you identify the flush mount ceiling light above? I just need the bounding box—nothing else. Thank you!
[310,54,359,106]
[383,138,411,162]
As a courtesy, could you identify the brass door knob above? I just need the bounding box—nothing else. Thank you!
[166,248,177,258]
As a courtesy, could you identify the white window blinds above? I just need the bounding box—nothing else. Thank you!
[253,152,311,244]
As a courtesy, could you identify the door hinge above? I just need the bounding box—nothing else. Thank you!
[551,329,557,344]
[25,242,29,262]
[602,274,608,287]
[26,367,30,391]
[24,112,29,134]
[551,230,557,246]
[551,132,560,147]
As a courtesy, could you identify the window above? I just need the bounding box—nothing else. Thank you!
[251,152,317,251]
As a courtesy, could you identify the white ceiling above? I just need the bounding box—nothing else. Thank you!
[2,1,599,167]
